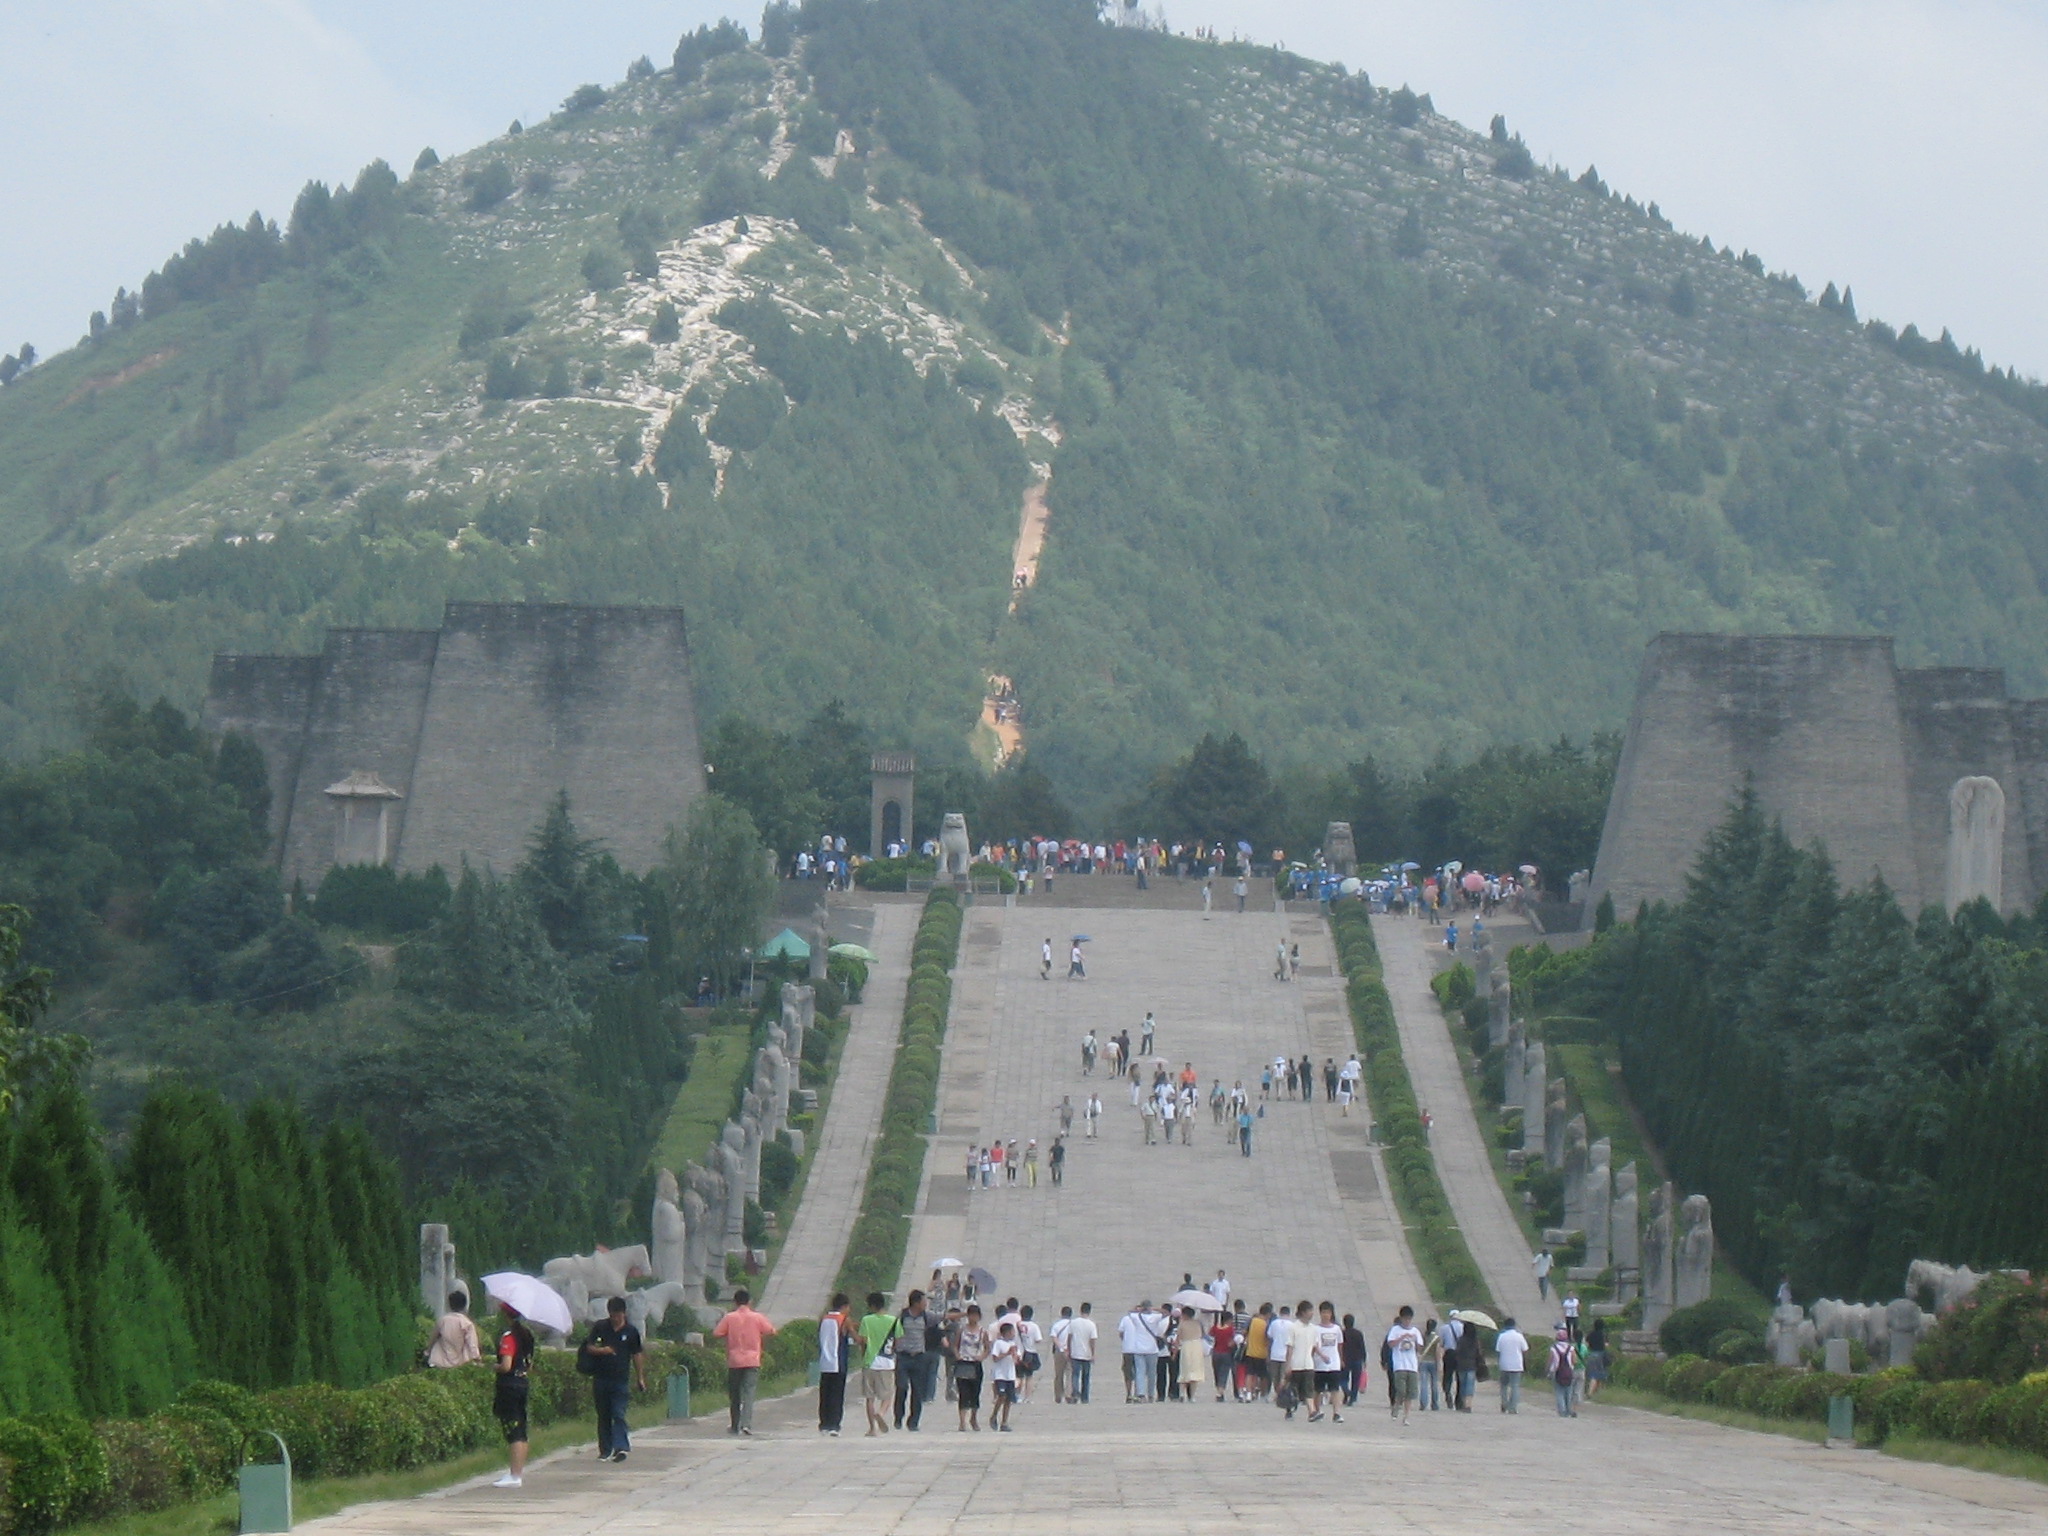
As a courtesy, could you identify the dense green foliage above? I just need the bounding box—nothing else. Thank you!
[835,888,960,1299]
[1529,790,2048,1299]
[1329,902,1492,1309]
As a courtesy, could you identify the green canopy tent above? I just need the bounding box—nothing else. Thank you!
[759,927,811,961]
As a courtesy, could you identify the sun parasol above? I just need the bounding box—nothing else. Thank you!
[1168,1289,1226,1312]
[829,943,879,962]
[1448,1308,1499,1331]
[483,1271,574,1335]
[927,1256,966,1270]
[967,1266,999,1295]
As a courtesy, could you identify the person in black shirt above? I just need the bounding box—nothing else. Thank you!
[492,1307,537,1488]
[582,1296,647,1463]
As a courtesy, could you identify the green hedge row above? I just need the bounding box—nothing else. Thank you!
[1329,904,1495,1311]
[0,1326,820,1535]
[1611,1353,2048,1457]
[835,891,963,1300]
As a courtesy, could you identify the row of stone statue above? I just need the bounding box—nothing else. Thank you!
[1765,1260,2014,1371]
[1476,928,1712,1331]
[418,985,819,1342]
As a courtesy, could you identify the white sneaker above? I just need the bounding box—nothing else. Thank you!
[492,1475,523,1488]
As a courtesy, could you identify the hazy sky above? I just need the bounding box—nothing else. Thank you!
[5,1,2045,378]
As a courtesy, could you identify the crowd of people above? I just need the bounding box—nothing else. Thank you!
[800,1272,1610,1437]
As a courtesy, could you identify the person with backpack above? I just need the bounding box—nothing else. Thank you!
[581,1295,649,1460]
[1546,1325,1578,1417]
[815,1292,853,1436]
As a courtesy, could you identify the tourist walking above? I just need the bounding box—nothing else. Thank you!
[1176,1307,1206,1403]
[953,1305,989,1431]
[1119,1303,1158,1402]
[1275,939,1289,980]
[1049,1135,1066,1184]
[1312,1302,1346,1423]
[1049,1307,1073,1404]
[988,1319,1022,1431]
[1081,1032,1096,1075]
[1418,1318,1443,1410]
[490,1304,536,1488]
[1340,1312,1367,1406]
[1208,1308,1238,1400]
[1201,881,1213,918]
[1495,1317,1528,1414]
[814,1293,852,1437]
[1085,1093,1101,1138]
[1140,1011,1156,1055]
[1236,1104,1254,1155]
[1024,1140,1039,1186]
[1585,1318,1609,1398]
[1547,1326,1577,1417]
[1562,1291,1582,1343]
[892,1290,935,1430]
[582,1295,649,1460]
[1234,875,1248,912]
[1067,941,1085,979]
[1533,1248,1554,1299]
[427,1290,480,1368]
[712,1287,777,1437]
[857,1292,898,1436]
[1068,1303,1098,1403]
[1041,938,1053,979]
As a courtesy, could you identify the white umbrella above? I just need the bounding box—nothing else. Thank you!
[1169,1289,1226,1312]
[483,1271,574,1335]
[927,1256,966,1270]
[1448,1308,1499,1331]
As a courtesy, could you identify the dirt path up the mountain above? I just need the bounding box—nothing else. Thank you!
[979,476,1049,768]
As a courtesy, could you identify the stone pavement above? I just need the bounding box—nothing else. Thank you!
[900,899,1426,1325]
[760,899,919,1321]
[1375,910,1554,1327]
[306,1380,2048,1535]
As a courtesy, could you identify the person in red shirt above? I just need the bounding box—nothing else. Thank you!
[490,1306,536,1488]
[712,1288,779,1436]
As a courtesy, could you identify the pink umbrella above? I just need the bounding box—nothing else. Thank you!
[1461,871,1484,893]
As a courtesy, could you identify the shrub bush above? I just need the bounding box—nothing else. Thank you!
[1916,1274,2048,1385]
[1659,1298,1762,1361]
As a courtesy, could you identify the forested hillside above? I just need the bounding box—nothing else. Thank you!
[3,0,2046,816]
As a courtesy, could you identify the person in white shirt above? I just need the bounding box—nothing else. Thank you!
[1311,1302,1347,1423]
[1263,1310,1293,1403]
[1532,1249,1554,1299]
[1085,1093,1102,1138]
[1207,1270,1231,1309]
[1118,1304,1159,1402]
[1048,1308,1073,1405]
[1066,1304,1098,1404]
[1284,1302,1318,1419]
[987,1322,1023,1431]
[1384,1305,1424,1424]
[1494,1318,1529,1414]
[1562,1292,1582,1343]
[1017,1307,1045,1403]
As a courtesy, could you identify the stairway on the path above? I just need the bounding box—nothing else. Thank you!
[759,900,917,1321]
[1004,873,1279,911]
[1372,912,1555,1328]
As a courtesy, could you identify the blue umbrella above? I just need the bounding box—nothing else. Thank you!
[1236,840,1253,854]
[1071,934,1092,944]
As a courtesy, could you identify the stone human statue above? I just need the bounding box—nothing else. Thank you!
[1675,1193,1715,1309]
[811,905,829,981]
[1522,1042,1547,1155]
[652,1168,688,1284]
[936,812,973,877]
[1505,1023,1526,1114]
[1323,822,1356,877]
[681,1168,716,1293]
[781,987,810,1069]
[1561,1116,1590,1229]
[716,1128,747,1250]
[1884,1297,1932,1368]
[1487,973,1511,1050]
[1612,1162,1641,1275]
[1583,1138,1613,1271]
[1642,1182,1676,1332]
[1767,1304,1812,1367]
[419,1222,457,1317]
[740,1090,766,1201]
[1946,775,2005,913]
[1543,1079,1568,1169]
[757,1045,789,1136]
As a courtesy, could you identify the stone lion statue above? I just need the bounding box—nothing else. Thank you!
[937,811,972,876]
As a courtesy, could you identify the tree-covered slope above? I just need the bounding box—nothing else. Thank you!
[2,0,2045,817]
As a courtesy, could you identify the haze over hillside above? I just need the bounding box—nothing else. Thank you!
[2,0,2046,818]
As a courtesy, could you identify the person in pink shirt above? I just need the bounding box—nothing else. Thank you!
[712,1288,778,1435]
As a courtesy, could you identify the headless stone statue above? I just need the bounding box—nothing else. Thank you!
[757,1046,789,1137]
[1767,1304,1811,1367]
[936,812,973,877]
[652,1168,688,1284]
[1583,1138,1613,1271]
[419,1222,457,1317]
[1488,973,1511,1051]
[1612,1162,1641,1277]
[681,1168,716,1294]
[717,1127,747,1251]
[1543,1078,1567,1169]
[1323,822,1356,877]
[1642,1182,1676,1332]
[1885,1297,1931,1368]
[1675,1193,1714,1310]
[1561,1115,1590,1227]
[1505,1022,1526,1114]
[781,987,810,1070]
[1522,1041,1547,1155]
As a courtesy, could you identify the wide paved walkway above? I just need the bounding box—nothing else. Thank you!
[308,1381,2048,1535]
[760,900,919,1321]
[1375,911,1553,1327]
[901,899,1426,1325]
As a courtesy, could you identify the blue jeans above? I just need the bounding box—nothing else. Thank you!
[595,1378,631,1455]
[1459,1368,1476,1406]
[1072,1359,1092,1402]
[1554,1379,1574,1416]
[1499,1370,1521,1413]
[1420,1361,1441,1409]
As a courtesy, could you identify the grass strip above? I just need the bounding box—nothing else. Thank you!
[834,891,962,1300]
[648,1020,753,1174]
[1329,903,1494,1311]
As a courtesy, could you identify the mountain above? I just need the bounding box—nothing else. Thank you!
[3,0,2046,819]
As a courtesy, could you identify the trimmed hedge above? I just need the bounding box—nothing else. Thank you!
[1611,1352,2048,1458]
[0,1326,820,1534]
[835,890,962,1300]
[1329,903,1494,1311]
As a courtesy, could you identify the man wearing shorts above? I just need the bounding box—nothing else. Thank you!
[857,1292,899,1436]
[1286,1301,1318,1419]
[1385,1305,1424,1425]
[1308,1301,1345,1424]
[988,1320,1023,1431]
[490,1306,536,1487]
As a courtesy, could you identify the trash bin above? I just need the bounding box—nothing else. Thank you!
[238,1431,292,1534]
[666,1368,691,1420]
[1827,1394,1854,1445]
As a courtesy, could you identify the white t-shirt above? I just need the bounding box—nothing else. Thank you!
[1119,1313,1158,1356]
[1313,1323,1344,1372]
[1496,1329,1528,1372]
[1020,1319,1043,1353]
[1265,1316,1292,1361]
[1287,1318,1318,1371]
[989,1336,1021,1382]
[1208,1277,1231,1307]
[1067,1316,1098,1360]
[1049,1317,1072,1353]
[1385,1323,1423,1372]
[1562,1296,1581,1319]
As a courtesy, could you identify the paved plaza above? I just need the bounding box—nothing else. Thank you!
[309,1381,2048,1535]
[309,887,2048,1533]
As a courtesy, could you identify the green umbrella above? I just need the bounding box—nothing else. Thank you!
[829,943,878,962]
[758,927,810,960]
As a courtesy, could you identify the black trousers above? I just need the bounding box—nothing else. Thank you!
[818,1368,847,1431]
